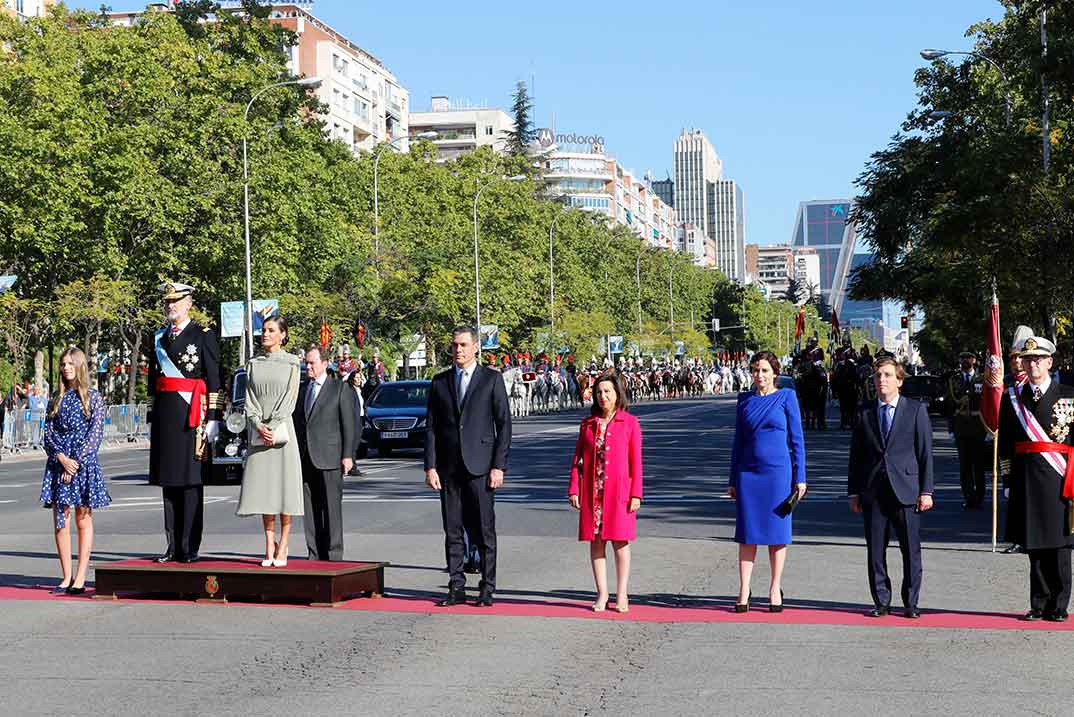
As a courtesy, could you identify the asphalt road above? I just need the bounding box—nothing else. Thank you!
[1,396,1071,716]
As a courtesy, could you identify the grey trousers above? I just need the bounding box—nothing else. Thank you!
[302,463,345,561]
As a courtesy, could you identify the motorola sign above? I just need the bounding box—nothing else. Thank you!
[537,128,606,152]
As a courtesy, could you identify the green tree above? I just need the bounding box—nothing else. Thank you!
[503,80,535,157]
[851,2,1074,361]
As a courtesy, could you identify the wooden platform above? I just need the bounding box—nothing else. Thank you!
[93,558,388,606]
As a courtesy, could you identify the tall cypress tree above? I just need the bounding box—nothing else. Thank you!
[504,80,535,156]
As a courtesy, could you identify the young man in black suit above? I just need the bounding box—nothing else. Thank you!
[294,345,356,561]
[848,356,935,618]
[425,326,512,607]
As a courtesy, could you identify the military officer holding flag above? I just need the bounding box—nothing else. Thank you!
[998,335,1074,621]
[148,282,222,563]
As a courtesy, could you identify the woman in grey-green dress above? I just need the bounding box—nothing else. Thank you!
[237,316,303,567]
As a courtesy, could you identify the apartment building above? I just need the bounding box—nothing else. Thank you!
[2,0,54,18]
[107,2,408,154]
[408,97,514,161]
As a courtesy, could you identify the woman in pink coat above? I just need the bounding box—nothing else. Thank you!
[569,372,643,613]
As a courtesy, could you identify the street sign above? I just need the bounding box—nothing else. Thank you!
[711,318,720,333]
[480,324,500,350]
[609,335,624,353]
[220,299,279,338]
[674,340,685,356]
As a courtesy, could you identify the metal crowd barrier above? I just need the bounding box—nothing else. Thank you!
[0,403,148,457]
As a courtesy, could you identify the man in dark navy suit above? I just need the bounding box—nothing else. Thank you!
[425,326,512,607]
[848,356,935,618]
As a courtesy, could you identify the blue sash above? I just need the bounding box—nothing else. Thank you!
[155,326,191,404]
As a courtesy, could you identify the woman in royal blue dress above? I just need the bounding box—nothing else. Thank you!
[728,351,806,613]
[39,348,110,595]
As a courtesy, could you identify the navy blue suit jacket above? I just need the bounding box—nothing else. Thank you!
[848,395,935,506]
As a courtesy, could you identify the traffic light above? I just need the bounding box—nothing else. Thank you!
[900,316,909,329]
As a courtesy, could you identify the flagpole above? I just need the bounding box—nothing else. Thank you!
[990,283,1000,553]
[991,429,999,553]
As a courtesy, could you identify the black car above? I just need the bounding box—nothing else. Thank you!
[206,367,248,484]
[900,375,948,416]
[361,380,431,457]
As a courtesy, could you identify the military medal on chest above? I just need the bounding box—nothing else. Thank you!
[1051,398,1074,443]
[182,343,200,373]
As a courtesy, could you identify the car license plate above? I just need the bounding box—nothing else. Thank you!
[381,431,408,439]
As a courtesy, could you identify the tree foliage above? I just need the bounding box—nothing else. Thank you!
[850,1,1074,366]
[0,4,847,391]
[503,80,535,157]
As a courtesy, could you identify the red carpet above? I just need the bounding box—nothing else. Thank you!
[1,578,1071,631]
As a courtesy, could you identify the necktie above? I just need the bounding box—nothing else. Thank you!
[458,368,470,403]
[305,381,319,418]
[1033,386,1043,402]
[881,404,893,441]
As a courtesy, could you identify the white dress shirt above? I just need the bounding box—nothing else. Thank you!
[455,361,477,402]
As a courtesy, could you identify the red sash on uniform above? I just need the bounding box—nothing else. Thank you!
[156,376,207,428]
[1015,441,1074,500]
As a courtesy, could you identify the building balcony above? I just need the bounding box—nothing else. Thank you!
[427,129,476,142]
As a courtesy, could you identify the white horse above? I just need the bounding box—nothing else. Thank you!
[502,368,531,418]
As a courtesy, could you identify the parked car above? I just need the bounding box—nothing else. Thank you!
[361,380,431,457]
[206,368,248,484]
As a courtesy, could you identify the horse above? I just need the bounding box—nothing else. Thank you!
[547,370,567,412]
[831,358,861,430]
[795,360,829,430]
[502,367,530,418]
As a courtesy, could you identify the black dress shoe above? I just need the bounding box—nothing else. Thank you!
[1045,610,1069,622]
[474,592,494,607]
[1022,609,1044,621]
[867,606,890,617]
[178,554,200,564]
[437,590,466,607]
[1002,543,1024,554]
[49,584,72,595]
[65,586,86,596]
[155,553,177,564]
[903,607,921,619]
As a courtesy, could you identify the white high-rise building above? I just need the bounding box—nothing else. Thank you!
[673,129,722,238]
[709,179,746,282]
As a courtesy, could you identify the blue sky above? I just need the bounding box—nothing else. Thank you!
[85,0,1006,247]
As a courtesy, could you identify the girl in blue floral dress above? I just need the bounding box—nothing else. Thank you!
[39,348,110,594]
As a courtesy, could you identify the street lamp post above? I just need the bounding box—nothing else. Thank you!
[548,208,565,337]
[473,175,526,348]
[243,76,322,359]
[372,131,438,268]
[636,249,643,338]
[920,49,1012,128]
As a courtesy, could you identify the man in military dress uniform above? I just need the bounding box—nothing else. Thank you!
[148,282,222,563]
[948,352,988,509]
[999,336,1074,621]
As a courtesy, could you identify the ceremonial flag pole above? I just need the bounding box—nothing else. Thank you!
[980,287,1003,553]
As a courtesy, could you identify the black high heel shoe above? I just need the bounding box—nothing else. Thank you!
[769,589,785,613]
[734,591,751,613]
